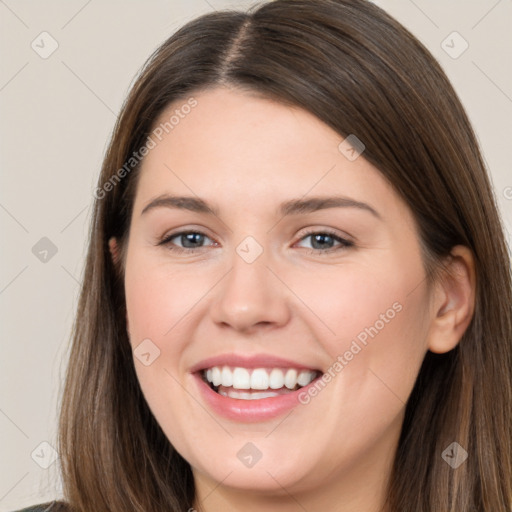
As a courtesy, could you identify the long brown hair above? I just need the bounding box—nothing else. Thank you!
[56,1,512,510]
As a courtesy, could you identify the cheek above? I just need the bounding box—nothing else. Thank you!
[124,256,204,348]
[303,247,430,398]
[124,257,208,449]
[123,254,200,413]
[288,262,430,470]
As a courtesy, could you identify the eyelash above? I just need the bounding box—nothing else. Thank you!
[157,228,354,255]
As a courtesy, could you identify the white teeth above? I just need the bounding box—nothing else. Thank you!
[203,365,318,391]
[269,368,284,389]
[221,366,233,387]
[284,369,298,390]
[297,370,316,387]
[232,367,251,389]
[219,389,280,400]
[250,368,269,390]
[211,367,222,387]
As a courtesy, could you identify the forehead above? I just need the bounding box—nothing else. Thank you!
[133,87,407,224]
[148,86,340,165]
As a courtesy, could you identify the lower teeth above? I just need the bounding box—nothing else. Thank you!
[218,389,282,400]
[201,374,308,400]
[211,383,301,400]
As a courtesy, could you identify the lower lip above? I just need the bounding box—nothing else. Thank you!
[192,372,320,422]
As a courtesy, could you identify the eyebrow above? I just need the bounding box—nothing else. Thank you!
[141,194,382,220]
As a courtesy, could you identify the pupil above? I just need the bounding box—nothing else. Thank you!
[312,234,333,249]
[183,233,203,248]
[180,233,334,250]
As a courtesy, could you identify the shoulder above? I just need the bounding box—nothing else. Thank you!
[11,501,70,512]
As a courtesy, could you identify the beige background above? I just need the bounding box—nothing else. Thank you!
[0,0,511,509]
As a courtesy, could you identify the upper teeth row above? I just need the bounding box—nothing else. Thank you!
[204,366,317,390]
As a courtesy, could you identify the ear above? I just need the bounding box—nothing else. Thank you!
[427,245,476,354]
[108,237,120,266]
[108,236,129,330]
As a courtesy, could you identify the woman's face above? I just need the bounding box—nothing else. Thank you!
[122,86,434,503]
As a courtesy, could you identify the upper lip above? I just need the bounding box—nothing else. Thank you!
[189,353,321,373]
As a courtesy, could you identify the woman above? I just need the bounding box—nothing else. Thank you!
[15,0,511,511]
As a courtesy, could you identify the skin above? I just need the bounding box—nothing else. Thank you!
[110,86,475,512]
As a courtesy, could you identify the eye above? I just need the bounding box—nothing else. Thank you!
[158,231,217,253]
[295,229,354,254]
[158,228,354,255]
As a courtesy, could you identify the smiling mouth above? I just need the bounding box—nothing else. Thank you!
[200,366,321,400]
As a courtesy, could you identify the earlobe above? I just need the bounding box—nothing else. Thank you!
[108,236,129,331]
[108,237,120,266]
[427,245,476,354]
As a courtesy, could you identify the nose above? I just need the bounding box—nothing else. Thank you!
[209,248,291,334]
